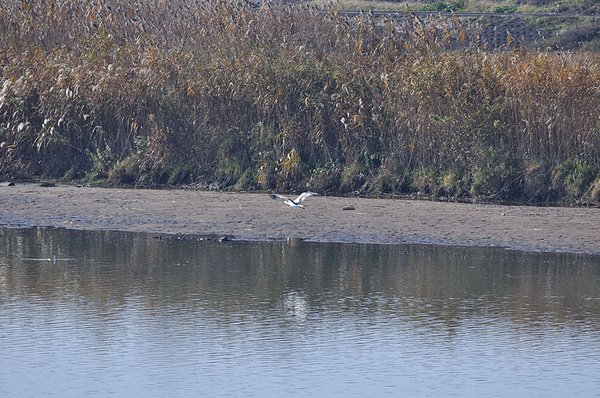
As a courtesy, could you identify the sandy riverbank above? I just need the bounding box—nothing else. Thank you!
[1,183,599,255]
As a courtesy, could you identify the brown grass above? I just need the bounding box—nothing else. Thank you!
[0,0,598,204]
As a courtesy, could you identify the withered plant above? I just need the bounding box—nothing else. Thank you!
[0,0,598,203]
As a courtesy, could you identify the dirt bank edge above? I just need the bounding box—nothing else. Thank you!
[1,184,599,255]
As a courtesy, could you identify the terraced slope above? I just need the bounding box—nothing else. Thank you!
[313,0,600,48]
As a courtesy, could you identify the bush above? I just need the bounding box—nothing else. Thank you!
[424,0,465,12]
[552,159,597,199]
[493,5,517,14]
[523,162,552,202]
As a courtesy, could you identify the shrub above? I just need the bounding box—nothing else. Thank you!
[523,162,552,202]
[552,159,597,199]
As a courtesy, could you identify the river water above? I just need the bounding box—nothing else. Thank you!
[1,227,599,397]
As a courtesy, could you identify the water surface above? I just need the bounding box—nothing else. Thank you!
[1,227,599,397]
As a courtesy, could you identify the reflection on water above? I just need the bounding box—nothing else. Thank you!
[0,227,599,397]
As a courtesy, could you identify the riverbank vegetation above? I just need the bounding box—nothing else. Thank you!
[1,0,599,204]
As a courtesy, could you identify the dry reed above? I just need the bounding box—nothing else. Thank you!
[0,0,598,203]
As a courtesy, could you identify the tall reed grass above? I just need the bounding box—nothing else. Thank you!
[1,0,598,203]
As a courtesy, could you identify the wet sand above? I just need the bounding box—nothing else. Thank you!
[1,184,599,254]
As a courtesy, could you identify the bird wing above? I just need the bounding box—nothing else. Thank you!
[294,192,318,204]
[270,194,289,202]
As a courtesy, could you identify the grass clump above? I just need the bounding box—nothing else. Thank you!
[340,163,368,193]
[587,177,600,203]
[552,159,597,200]
[523,162,552,203]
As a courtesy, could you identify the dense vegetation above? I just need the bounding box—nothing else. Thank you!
[1,0,599,204]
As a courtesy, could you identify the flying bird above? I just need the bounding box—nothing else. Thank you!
[270,192,318,209]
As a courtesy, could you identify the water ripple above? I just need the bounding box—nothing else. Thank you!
[1,228,599,397]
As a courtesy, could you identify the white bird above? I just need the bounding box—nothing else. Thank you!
[270,192,318,209]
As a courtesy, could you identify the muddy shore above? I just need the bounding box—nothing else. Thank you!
[1,184,599,255]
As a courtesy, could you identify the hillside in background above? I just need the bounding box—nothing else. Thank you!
[311,0,600,14]
[308,0,600,49]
